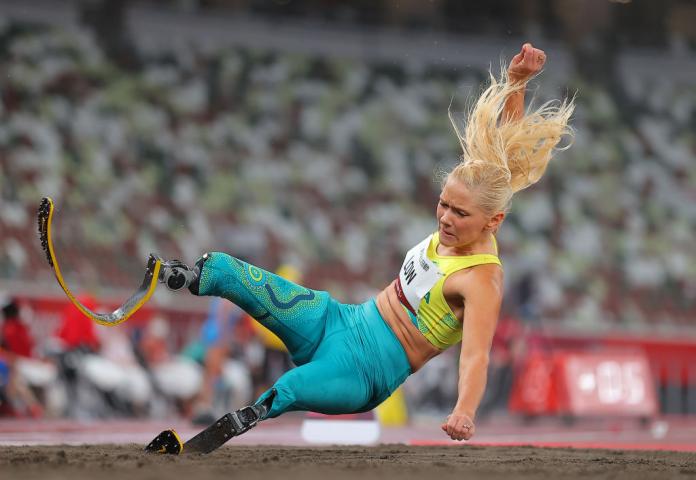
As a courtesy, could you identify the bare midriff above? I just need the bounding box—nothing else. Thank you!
[375,280,442,372]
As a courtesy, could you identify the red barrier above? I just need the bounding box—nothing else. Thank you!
[508,329,696,417]
[510,350,658,417]
[559,351,657,416]
[528,331,696,386]
[508,350,557,415]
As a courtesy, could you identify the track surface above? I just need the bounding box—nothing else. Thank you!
[2,417,696,479]
[2,444,696,480]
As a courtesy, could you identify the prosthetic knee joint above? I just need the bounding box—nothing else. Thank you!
[158,254,209,294]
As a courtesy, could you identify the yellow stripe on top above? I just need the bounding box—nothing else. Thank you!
[409,232,502,350]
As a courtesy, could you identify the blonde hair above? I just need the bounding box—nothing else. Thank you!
[447,67,574,216]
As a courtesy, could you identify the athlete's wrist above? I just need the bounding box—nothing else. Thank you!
[507,70,530,85]
[452,404,476,420]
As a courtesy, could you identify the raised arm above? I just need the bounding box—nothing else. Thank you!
[502,43,547,123]
[441,266,503,441]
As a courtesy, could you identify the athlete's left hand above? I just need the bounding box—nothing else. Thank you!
[508,43,546,83]
[441,412,476,441]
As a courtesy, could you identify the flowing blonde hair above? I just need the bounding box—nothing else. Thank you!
[447,67,574,216]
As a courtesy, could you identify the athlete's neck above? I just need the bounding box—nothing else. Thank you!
[437,232,496,257]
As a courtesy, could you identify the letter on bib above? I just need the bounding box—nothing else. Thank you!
[397,235,443,314]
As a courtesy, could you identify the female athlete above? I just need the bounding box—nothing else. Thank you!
[152,43,574,450]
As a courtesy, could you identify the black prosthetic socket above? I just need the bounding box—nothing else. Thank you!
[257,388,276,414]
[187,253,209,295]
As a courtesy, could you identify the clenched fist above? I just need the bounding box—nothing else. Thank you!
[508,43,546,83]
[441,412,476,441]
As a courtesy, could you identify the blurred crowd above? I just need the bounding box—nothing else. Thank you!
[0,292,292,421]
[1,22,694,330]
[0,16,694,420]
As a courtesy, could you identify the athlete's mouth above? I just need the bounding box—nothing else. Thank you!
[439,227,455,238]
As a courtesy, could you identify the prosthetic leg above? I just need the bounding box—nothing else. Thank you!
[38,197,204,326]
[145,390,276,454]
[37,197,162,326]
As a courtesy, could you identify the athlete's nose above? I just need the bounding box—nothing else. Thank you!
[440,209,454,227]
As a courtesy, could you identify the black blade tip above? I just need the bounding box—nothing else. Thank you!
[145,429,183,455]
[37,197,54,267]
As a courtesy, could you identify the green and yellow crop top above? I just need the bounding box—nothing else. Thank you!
[393,232,502,350]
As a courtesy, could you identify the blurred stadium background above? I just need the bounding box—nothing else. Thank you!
[0,0,695,440]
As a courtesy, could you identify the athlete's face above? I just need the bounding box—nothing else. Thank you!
[436,178,503,248]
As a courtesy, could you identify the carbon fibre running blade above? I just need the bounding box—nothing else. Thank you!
[37,197,162,326]
[182,407,264,454]
[182,413,238,454]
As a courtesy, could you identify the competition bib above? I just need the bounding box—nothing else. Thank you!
[395,235,444,315]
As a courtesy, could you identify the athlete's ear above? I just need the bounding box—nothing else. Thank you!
[486,212,505,232]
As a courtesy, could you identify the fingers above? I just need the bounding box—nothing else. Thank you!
[511,43,531,66]
[534,49,546,65]
[508,43,546,82]
[442,416,476,441]
[455,423,474,441]
[516,42,545,63]
[448,425,473,441]
[521,44,545,65]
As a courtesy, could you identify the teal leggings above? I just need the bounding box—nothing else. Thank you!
[195,252,411,418]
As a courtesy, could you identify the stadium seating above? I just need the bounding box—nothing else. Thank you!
[0,21,694,332]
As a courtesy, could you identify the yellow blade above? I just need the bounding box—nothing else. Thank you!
[37,197,161,326]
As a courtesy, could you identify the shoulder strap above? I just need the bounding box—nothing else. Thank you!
[429,233,501,276]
